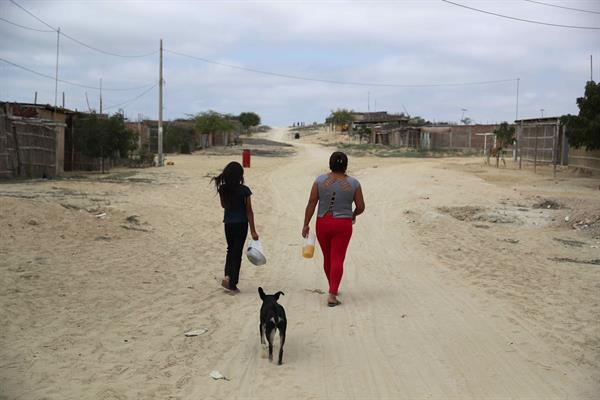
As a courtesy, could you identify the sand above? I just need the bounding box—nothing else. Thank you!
[1,128,599,399]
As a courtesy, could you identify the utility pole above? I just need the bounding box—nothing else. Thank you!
[99,78,103,114]
[515,78,520,121]
[62,92,65,108]
[540,108,544,118]
[591,54,594,81]
[158,39,164,166]
[54,27,60,108]
[34,91,37,105]
[367,91,370,112]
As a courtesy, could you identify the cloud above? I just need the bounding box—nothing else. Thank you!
[1,0,598,125]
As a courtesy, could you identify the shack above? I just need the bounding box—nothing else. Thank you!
[0,102,67,178]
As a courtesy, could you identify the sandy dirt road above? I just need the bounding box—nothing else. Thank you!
[1,128,599,399]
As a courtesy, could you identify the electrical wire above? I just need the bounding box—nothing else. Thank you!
[9,0,157,58]
[523,0,600,15]
[0,16,55,32]
[58,31,158,58]
[165,49,518,88]
[0,57,154,91]
[441,0,600,29]
[104,83,157,110]
[8,0,56,30]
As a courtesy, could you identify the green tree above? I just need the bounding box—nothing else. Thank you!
[238,112,261,132]
[408,116,429,126]
[490,122,515,168]
[194,111,236,143]
[561,81,600,150]
[165,122,195,153]
[494,121,516,145]
[326,108,355,125]
[357,125,371,143]
[460,117,473,125]
[73,112,137,173]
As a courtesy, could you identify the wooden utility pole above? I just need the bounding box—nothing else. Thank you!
[99,78,103,114]
[515,78,520,121]
[158,39,164,166]
[54,27,60,108]
[34,91,37,105]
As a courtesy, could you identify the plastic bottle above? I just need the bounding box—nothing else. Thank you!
[302,232,316,258]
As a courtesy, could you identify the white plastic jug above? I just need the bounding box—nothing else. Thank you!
[247,240,267,266]
[302,232,316,259]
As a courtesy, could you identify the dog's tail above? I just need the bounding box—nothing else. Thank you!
[258,287,265,300]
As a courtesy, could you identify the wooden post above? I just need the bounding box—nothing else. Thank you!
[157,39,164,166]
[518,122,523,170]
[533,128,538,174]
[71,118,75,171]
[12,125,21,177]
[468,126,472,148]
[553,121,558,177]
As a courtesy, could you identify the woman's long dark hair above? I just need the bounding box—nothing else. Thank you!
[212,161,244,208]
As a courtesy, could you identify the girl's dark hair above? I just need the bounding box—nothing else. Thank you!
[329,151,348,173]
[212,161,244,208]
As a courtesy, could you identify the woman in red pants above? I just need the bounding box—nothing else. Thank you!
[302,152,365,307]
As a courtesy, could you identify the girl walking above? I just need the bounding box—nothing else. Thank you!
[302,152,365,307]
[213,161,259,293]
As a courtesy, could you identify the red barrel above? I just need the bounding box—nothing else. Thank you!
[242,149,251,168]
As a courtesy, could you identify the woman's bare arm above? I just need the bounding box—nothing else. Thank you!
[245,196,259,240]
[352,185,365,219]
[302,182,319,237]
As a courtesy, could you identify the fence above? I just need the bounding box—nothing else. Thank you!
[420,125,505,152]
[0,113,61,179]
[568,147,600,175]
[516,119,567,174]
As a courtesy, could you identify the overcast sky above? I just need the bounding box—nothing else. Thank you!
[1,0,599,126]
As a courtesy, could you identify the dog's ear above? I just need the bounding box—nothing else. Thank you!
[274,291,285,300]
[258,287,266,300]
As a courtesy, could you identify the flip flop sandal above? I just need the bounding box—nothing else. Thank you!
[221,279,231,290]
[327,300,341,307]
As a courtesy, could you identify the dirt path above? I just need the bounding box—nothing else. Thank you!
[195,132,597,399]
[1,128,598,399]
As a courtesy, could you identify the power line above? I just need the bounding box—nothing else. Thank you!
[0,57,154,91]
[8,0,56,30]
[0,16,55,32]
[165,48,518,88]
[104,84,158,110]
[59,31,158,58]
[9,0,157,58]
[523,0,600,15]
[441,0,600,30]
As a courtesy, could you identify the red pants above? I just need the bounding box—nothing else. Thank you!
[316,214,353,295]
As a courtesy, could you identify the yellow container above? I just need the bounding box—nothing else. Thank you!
[302,232,316,258]
[302,244,315,258]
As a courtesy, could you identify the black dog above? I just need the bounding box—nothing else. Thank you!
[258,287,287,365]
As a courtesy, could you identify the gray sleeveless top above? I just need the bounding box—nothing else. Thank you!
[315,174,360,218]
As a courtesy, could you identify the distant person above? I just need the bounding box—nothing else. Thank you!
[302,152,365,307]
[212,161,259,293]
